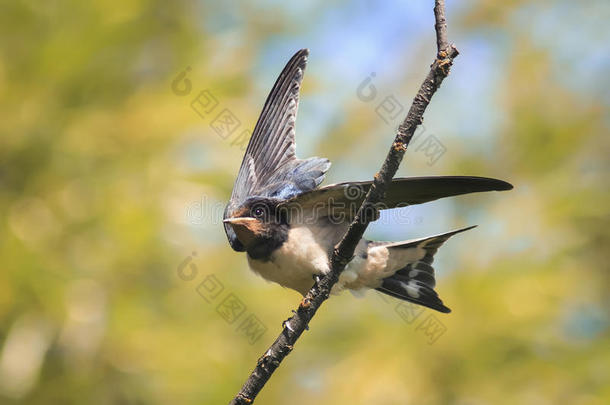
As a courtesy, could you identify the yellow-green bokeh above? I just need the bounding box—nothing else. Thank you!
[0,1,608,404]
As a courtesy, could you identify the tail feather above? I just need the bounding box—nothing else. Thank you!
[375,225,476,313]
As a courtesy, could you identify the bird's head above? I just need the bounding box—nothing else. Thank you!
[223,198,289,258]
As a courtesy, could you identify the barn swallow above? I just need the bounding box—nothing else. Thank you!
[223,49,512,313]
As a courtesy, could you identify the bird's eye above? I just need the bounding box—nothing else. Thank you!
[253,207,264,218]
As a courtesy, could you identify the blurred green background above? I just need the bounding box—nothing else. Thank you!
[1,0,608,404]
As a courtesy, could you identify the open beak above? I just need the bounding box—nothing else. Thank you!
[223,217,259,246]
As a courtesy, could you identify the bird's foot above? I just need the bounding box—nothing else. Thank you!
[300,296,312,309]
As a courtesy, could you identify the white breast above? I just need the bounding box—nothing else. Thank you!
[247,224,332,295]
[246,221,424,297]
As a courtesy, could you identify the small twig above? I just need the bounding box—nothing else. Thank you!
[229,1,458,403]
[434,0,449,53]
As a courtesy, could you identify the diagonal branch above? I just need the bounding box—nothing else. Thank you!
[230,1,458,403]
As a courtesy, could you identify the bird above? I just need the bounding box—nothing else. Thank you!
[223,49,512,313]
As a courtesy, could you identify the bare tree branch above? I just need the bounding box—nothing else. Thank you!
[230,1,458,403]
[434,0,450,53]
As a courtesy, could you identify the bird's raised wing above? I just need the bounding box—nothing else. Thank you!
[226,49,330,212]
[281,176,513,222]
[224,49,330,250]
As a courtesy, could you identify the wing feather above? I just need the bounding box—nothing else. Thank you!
[228,50,307,211]
[224,49,330,250]
[282,176,513,221]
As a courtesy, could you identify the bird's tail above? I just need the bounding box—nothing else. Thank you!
[375,225,476,313]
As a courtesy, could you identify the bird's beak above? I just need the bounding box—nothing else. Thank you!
[223,217,260,247]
